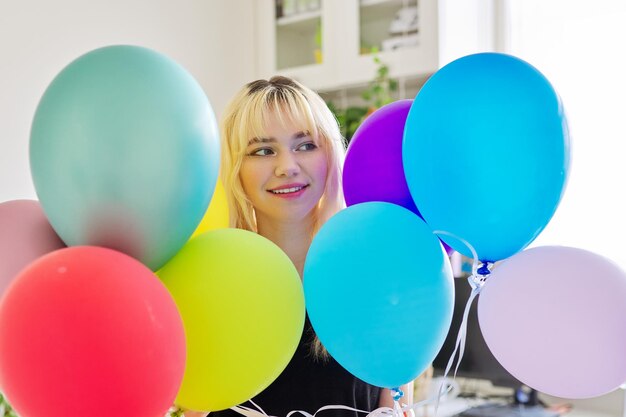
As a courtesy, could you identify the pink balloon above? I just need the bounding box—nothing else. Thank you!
[478,246,626,399]
[0,246,186,417]
[0,200,65,297]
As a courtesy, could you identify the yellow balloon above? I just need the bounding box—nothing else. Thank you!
[157,229,304,412]
[191,180,229,237]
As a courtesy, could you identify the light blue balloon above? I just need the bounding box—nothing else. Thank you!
[30,45,219,270]
[403,53,570,262]
[304,202,454,388]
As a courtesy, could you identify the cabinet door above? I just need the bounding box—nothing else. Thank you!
[256,0,341,90]
[338,0,440,87]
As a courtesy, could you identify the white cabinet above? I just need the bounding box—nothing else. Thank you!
[340,0,440,89]
[256,0,335,90]
[255,0,496,93]
[256,0,440,92]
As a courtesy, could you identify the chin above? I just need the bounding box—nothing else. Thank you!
[276,205,318,223]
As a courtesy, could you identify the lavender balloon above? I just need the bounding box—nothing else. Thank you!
[344,100,418,214]
[478,246,626,399]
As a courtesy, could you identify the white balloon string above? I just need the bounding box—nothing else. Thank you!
[228,399,270,416]
[432,230,480,277]
[230,402,388,417]
[249,399,268,416]
[230,404,268,417]
[431,230,490,416]
[229,386,474,417]
[230,396,455,417]
[390,387,404,417]
[393,400,403,417]
[228,368,466,417]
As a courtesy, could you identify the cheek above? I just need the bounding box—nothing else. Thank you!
[313,153,329,184]
[239,161,259,195]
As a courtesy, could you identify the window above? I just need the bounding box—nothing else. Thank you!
[503,0,626,268]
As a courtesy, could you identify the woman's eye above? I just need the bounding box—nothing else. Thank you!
[250,148,274,156]
[297,142,318,151]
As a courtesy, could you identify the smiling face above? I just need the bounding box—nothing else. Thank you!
[240,110,329,226]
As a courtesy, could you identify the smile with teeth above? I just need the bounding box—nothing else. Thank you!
[270,185,308,194]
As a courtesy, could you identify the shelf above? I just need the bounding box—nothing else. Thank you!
[360,0,408,8]
[317,73,430,101]
[360,0,416,17]
[277,10,321,27]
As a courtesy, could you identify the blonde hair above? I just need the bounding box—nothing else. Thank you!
[220,76,346,359]
[220,76,345,234]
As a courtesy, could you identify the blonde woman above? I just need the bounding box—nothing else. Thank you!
[188,76,412,417]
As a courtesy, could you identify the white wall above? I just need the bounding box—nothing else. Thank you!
[0,0,256,202]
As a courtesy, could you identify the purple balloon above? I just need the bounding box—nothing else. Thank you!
[344,100,418,214]
[0,200,65,298]
[343,100,453,256]
[478,246,626,399]
[441,241,454,256]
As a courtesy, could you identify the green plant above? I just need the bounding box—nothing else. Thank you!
[361,54,398,109]
[167,406,185,417]
[0,393,18,417]
[326,54,398,144]
[327,101,368,144]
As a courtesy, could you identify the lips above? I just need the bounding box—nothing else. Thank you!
[268,184,309,195]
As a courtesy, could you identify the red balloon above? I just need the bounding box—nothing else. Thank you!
[0,246,186,417]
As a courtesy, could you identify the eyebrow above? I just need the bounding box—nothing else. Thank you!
[248,130,311,145]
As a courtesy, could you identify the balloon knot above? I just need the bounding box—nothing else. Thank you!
[469,261,492,290]
[391,387,404,401]
[477,261,492,276]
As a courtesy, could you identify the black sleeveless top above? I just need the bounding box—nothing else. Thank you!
[210,316,381,417]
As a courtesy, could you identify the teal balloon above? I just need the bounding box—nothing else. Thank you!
[304,202,454,388]
[30,45,219,270]
[403,53,570,262]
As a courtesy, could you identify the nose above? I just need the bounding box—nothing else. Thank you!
[274,151,300,177]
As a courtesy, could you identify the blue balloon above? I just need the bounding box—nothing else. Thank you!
[30,45,219,270]
[403,53,570,262]
[304,202,454,388]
